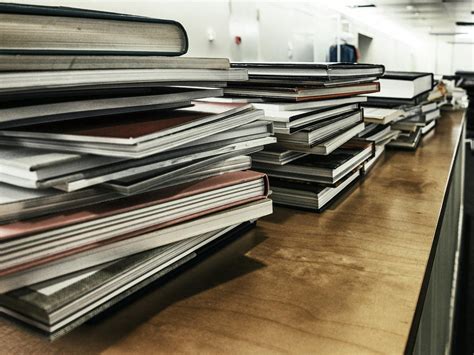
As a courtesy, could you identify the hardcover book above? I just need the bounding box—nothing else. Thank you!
[253,140,373,185]
[0,199,273,293]
[0,3,188,56]
[231,62,385,80]
[0,87,222,129]
[269,169,361,211]
[0,222,254,338]
[224,82,380,101]
[366,71,433,99]
[0,103,263,158]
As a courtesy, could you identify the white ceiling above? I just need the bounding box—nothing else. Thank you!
[345,0,474,41]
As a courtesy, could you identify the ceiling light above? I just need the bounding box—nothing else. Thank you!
[406,5,414,11]
[429,32,468,36]
[348,4,376,8]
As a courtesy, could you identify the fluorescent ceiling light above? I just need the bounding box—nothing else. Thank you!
[349,4,376,8]
[429,32,468,35]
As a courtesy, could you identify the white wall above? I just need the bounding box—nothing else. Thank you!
[452,44,474,74]
[5,0,471,75]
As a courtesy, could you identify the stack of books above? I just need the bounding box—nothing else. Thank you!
[456,71,474,136]
[220,62,385,211]
[364,71,440,150]
[356,106,403,172]
[0,4,274,338]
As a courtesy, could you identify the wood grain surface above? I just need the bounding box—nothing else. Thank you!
[0,110,464,355]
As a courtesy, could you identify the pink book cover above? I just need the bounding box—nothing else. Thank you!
[0,170,269,242]
[0,170,269,276]
[9,101,249,139]
[0,194,270,277]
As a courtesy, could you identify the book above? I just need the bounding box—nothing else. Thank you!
[0,135,274,191]
[365,92,430,108]
[224,82,380,101]
[102,155,252,194]
[0,102,264,159]
[386,129,422,150]
[424,108,441,122]
[251,96,367,111]
[363,144,385,174]
[269,169,361,211]
[242,76,379,88]
[391,109,439,132]
[0,222,253,338]
[0,3,188,56]
[421,101,437,113]
[0,55,229,71]
[0,146,124,183]
[0,172,270,277]
[252,147,307,165]
[421,120,436,135]
[253,140,373,185]
[0,170,269,241]
[274,110,363,147]
[0,119,271,188]
[271,105,361,135]
[277,122,365,155]
[0,87,222,129]
[0,199,273,293]
[261,103,360,135]
[0,183,119,224]
[363,107,403,125]
[91,147,259,196]
[230,62,385,80]
[0,68,248,96]
[366,71,433,99]
[358,124,398,144]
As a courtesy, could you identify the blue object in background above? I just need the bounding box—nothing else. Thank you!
[329,44,357,63]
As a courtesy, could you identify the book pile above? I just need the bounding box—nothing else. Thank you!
[0,4,274,338]
[364,71,440,150]
[455,71,474,137]
[219,62,385,211]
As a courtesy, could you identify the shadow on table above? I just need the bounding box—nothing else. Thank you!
[54,224,268,353]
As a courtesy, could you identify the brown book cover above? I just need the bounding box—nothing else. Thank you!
[3,101,251,144]
[225,82,380,102]
[7,102,244,138]
[0,170,269,242]
[0,196,269,277]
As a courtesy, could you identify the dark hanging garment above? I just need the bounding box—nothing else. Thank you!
[329,44,357,63]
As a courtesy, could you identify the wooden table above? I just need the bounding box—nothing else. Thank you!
[0,111,465,355]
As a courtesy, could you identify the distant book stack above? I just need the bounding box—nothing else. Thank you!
[455,71,474,136]
[0,4,274,338]
[218,61,385,211]
[365,71,434,108]
[363,71,439,150]
[357,107,403,171]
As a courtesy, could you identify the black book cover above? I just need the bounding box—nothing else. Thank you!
[231,62,384,71]
[383,71,433,81]
[285,103,360,123]
[288,142,369,170]
[387,129,422,150]
[269,171,362,213]
[290,109,360,134]
[365,92,430,107]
